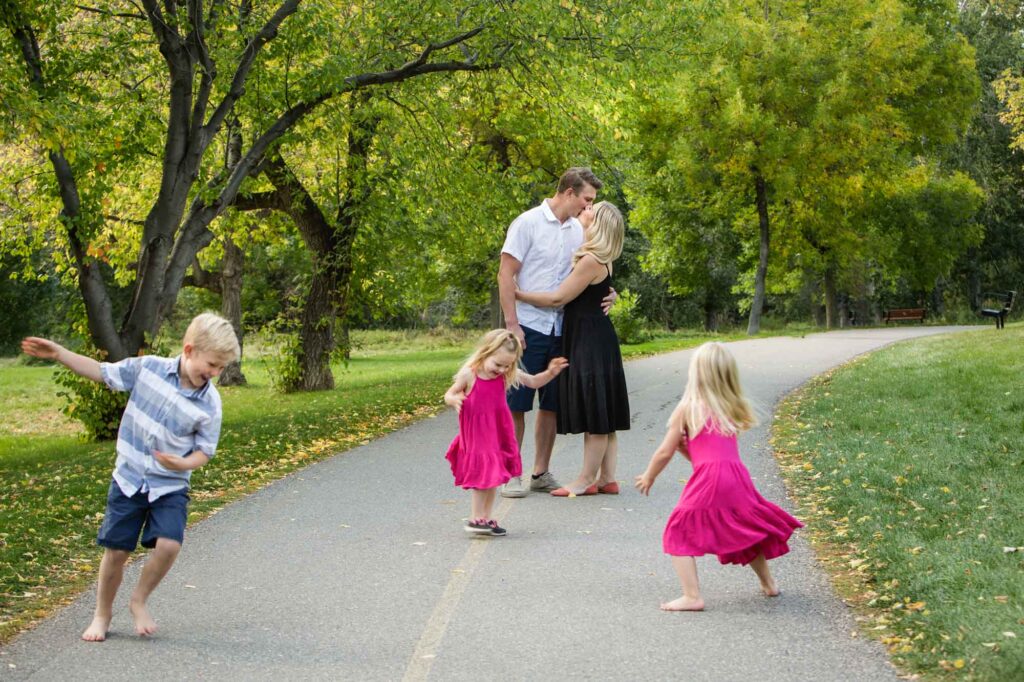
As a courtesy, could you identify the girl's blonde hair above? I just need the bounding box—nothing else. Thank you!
[459,329,524,391]
[573,201,624,267]
[671,342,757,437]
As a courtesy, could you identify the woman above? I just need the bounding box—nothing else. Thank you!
[515,201,630,496]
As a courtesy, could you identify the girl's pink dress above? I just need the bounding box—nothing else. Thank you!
[445,375,522,490]
[663,421,803,565]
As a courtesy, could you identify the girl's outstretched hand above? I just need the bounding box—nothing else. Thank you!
[21,337,63,361]
[634,472,655,496]
[546,357,568,376]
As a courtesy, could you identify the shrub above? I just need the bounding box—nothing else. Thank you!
[55,368,128,441]
[610,289,651,344]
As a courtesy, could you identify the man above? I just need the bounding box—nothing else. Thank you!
[497,167,614,497]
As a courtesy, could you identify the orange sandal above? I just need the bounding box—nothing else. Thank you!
[551,484,599,497]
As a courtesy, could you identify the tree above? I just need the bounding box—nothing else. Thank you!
[627,0,979,331]
[0,1,527,369]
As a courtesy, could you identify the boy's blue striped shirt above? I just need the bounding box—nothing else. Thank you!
[100,355,222,501]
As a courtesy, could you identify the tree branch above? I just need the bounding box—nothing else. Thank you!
[233,191,282,212]
[184,255,219,292]
[74,4,147,20]
[187,0,216,139]
[7,14,123,357]
[203,0,302,135]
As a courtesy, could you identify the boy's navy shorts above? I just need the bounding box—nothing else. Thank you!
[97,480,189,551]
[507,325,562,413]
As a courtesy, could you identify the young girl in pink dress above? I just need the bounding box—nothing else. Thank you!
[444,330,567,536]
[635,342,803,611]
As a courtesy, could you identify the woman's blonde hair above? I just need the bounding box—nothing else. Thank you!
[183,312,241,362]
[670,342,756,437]
[573,201,624,267]
[458,329,524,391]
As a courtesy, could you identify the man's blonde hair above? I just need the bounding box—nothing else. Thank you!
[671,342,756,437]
[183,312,241,362]
[458,329,523,391]
[573,201,624,267]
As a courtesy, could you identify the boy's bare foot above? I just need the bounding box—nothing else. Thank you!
[660,595,705,612]
[81,615,111,642]
[129,600,158,636]
[760,579,781,597]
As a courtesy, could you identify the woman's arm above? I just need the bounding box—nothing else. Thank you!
[515,255,605,308]
[634,424,686,495]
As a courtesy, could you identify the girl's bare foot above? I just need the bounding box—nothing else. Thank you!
[760,578,780,597]
[81,615,111,642]
[660,595,705,611]
[129,600,158,636]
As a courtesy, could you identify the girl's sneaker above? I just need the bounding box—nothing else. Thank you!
[486,520,507,536]
[465,519,492,535]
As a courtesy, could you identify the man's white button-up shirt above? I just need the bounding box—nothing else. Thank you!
[501,199,584,336]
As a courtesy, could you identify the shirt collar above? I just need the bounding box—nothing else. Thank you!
[168,354,211,398]
[541,199,576,230]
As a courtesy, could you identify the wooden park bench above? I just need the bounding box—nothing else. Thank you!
[883,307,926,324]
[980,290,1015,330]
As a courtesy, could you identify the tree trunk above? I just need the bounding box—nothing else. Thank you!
[703,295,720,332]
[823,263,838,329]
[490,287,503,329]
[252,94,377,391]
[747,174,770,335]
[930,276,946,316]
[965,248,982,311]
[296,259,337,390]
[217,236,247,385]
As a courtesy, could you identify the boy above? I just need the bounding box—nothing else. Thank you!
[20,312,240,641]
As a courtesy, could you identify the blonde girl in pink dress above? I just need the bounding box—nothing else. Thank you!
[635,342,802,611]
[445,330,567,536]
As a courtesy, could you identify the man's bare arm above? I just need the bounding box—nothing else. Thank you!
[498,253,525,347]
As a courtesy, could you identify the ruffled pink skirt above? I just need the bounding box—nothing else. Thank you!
[662,461,803,565]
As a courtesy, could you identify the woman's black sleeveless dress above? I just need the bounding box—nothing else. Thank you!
[557,270,630,435]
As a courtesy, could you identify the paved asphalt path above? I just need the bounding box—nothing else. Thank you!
[1,326,977,681]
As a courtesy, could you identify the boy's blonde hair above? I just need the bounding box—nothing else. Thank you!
[573,201,624,267]
[183,312,241,362]
[459,329,523,391]
[671,342,756,437]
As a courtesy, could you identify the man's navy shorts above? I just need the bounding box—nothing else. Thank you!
[97,480,189,551]
[507,325,562,413]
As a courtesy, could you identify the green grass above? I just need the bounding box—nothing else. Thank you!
[773,323,1024,680]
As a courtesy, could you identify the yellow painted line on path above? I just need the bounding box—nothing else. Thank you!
[401,496,514,682]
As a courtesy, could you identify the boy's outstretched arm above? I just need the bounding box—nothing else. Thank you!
[21,337,102,382]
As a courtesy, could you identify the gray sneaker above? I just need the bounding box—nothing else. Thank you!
[529,471,561,492]
[501,476,528,498]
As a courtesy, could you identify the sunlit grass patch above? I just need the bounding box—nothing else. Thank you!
[773,323,1024,680]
